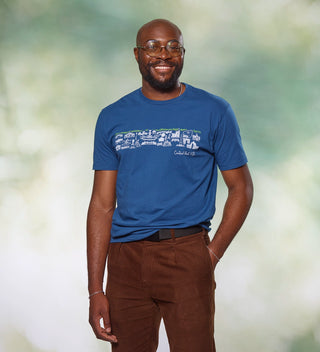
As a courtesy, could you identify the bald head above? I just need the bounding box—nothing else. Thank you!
[136,19,183,46]
[134,19,185,93]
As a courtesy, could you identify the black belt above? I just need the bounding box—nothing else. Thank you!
[143,225,203,242]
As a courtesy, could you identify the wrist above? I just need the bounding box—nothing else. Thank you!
[207,246,221,262]
[88,282,103,293]
[88,290,104,299]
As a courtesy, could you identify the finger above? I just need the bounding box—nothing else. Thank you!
[91,315,118,343]
[97,329,118,343]
[98,316,118,343]
[101,311,112,333]
[89,316,106,338]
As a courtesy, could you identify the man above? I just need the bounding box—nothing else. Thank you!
[87,19,253,352]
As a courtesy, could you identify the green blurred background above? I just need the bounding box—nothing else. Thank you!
[1,0,320,351]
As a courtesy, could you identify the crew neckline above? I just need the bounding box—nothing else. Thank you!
[138,83,189,105]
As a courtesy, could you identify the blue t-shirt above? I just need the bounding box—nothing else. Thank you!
[93,84,248,242]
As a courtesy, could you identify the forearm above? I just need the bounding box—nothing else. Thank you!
[87,201,115,293]
[208,169,253,261]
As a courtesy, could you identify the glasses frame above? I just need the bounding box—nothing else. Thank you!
[136,39,185,57]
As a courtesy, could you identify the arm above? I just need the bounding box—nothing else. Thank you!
[87,170,118,343]
[207,164,253,268]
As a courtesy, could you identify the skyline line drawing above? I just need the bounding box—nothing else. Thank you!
[115,128,201,151]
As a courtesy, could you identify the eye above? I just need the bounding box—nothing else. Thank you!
[145,40,159,51]
[168,41,181,51]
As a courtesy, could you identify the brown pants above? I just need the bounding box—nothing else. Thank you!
[106,229,216,352]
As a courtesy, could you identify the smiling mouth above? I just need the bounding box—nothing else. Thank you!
[155,65,172,69]
[152,65,175,73]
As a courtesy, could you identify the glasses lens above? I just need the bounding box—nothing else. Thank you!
[142,40,184,57]
[144,40,161,56]
[167,40,183,56]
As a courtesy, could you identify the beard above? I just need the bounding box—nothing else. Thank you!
[138,59,184,91]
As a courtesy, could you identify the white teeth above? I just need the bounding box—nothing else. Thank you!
[155,66,171,70]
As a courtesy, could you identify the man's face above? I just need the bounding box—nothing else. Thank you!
[134,24,185,90]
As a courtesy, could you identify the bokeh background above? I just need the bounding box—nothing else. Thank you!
[1,0,320,351]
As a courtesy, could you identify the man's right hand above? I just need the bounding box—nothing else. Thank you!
[89,293,118,343]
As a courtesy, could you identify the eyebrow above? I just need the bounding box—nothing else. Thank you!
[142,38,180,43]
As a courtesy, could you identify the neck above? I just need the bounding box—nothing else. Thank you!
[141,81,184,101]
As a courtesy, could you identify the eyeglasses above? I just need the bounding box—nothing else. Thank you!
[136,40,185,57]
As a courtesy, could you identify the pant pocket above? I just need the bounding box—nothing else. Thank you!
[201,233,214,272]
[107,242,122,272]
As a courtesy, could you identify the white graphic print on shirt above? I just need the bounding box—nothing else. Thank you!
[115,128,201,151]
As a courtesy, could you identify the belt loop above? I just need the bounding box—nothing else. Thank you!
[170,229,176,240]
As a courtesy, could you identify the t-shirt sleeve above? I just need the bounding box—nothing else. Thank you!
[213,104,248,171]
[93,110,119,170]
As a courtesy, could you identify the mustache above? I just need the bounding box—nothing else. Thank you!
[148,60,177,68]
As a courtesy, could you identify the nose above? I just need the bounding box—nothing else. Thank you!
[156,46,172,59]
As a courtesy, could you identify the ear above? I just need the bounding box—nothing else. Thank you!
[134,47,139,63]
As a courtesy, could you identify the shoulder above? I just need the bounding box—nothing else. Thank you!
[99,88,141,119]
[186,84,230,110]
